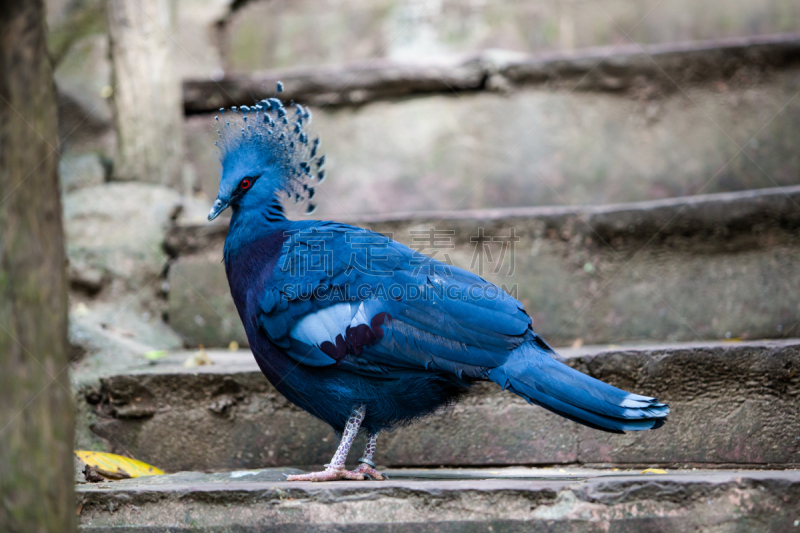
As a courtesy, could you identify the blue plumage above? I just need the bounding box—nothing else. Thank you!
[208,88,668,479]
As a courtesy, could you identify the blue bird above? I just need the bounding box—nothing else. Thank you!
[208,88,669,482]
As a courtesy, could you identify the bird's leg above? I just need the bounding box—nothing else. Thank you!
[285,404,368,482]
[352,433,387,480]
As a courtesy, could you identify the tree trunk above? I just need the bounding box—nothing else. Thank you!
[0,1,74,532]
[107,0,184,189]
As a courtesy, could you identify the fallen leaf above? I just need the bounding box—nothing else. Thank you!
[229,341,239,351]
[144,350,167,361]
[74,451,164,479]
[641,468,667,474]
[570,338,583,349]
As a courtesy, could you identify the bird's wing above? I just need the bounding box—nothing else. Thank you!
[258,222,534,378]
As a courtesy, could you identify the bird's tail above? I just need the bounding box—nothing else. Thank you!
[488,340,669,433]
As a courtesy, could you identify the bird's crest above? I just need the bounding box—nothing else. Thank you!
[213,84,325,214]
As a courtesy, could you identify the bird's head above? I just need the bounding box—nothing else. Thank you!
[208,90,325,221]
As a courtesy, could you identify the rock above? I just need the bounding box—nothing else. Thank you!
[170,192,212,227]
[69,300,183,374]
[68,258,106,294]
[82,464,105,483]
[59,152,106,193]
[220,0,800,72]
[63,182,184,292]
[185,68,800,218]
[167,257,248,348]
[172,0,228,80]
[53,31,116,159]
[70,299,184,455]
[53,33,113,127]
[74,454,88,484]
[77,340,800,471]
[165,186,800,347]
[75,468,800,531]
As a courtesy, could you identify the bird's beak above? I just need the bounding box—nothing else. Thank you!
[208,197,229,221]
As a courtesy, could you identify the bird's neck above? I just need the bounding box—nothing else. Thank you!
[226,196,286,245]
[223,202,289,316]
[223,196,288,269]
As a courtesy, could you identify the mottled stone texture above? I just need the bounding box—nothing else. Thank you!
[78,340,800,472]
[64,183,185,294]
[167,257,248,348]
[220,0,800,72]
[75,470,800,532]
[184,65,800,218]
[166,187,800,347]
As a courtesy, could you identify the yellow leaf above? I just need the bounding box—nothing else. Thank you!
[641,468,667,474]
[144,350,167,360]
[74,451,164,479]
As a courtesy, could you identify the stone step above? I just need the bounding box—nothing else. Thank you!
[183,34,800,221]
[165,186,800,348]
[76,467,800,532]
[75,339,800,473]
[184,33,800,112]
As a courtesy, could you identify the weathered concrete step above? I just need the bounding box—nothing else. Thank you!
[184,34,800,221]
[76,339,800,472]
[166,186,800,347]
[183,33,800,112]
[76,467,800,532]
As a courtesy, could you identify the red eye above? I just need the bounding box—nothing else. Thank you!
[240,179,251,190]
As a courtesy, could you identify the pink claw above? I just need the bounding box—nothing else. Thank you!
[353,463,387,480]
[285,467,366,482]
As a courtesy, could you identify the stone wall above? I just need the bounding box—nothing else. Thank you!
[186,65,800,218]
[45,0,800,360]
[221,0,800,72]
[165,186,800,348]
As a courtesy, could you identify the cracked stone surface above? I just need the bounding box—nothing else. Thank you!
[73,340,800,471]
[76,467,800,532]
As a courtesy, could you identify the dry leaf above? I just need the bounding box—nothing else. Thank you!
[74,450,164,479]
[641,468,667,474]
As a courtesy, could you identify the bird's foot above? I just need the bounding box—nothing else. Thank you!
[285,467,366,482]
[352,463,387,480]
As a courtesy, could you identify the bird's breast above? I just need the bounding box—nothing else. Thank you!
[224,231,287,314]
